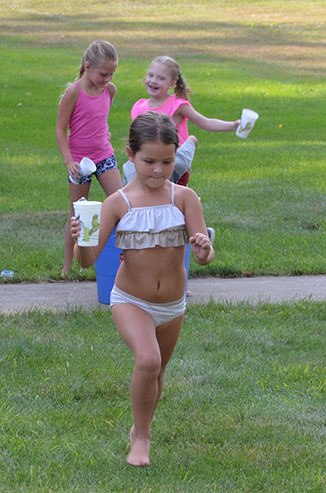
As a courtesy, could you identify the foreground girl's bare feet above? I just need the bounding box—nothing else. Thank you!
[128,426,150,467]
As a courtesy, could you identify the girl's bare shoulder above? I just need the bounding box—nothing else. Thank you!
[107,82,117,99]
[102,188,122,207]
[174,184,200,212]
[61,82,79,103]
[174,183,199,200]
[66,80,79,92]
[102,188,127,217]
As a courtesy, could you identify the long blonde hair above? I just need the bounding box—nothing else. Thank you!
[59,41,118,103]
[78,40,118,78]
[150,56,192,100]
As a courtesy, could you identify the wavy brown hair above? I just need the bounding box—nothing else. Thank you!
[128,112,179,154]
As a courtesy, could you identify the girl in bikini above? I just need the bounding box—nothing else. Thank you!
[70,111,214,467]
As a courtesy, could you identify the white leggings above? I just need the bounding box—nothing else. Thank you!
[110,285,186,327]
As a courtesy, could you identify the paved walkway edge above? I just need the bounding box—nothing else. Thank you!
[2,275,326,314]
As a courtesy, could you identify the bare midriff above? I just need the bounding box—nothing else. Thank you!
[115,245,187,303]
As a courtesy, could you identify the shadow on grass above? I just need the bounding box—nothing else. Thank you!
[1,14,325,77]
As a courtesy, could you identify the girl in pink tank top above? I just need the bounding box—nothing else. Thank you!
[129,56,241,186]
[56,41,123,275]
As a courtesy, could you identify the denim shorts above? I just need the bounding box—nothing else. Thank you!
[170,140,196,184]
[68,155,118,184]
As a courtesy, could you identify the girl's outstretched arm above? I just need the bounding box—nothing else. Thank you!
[176,104,240,133]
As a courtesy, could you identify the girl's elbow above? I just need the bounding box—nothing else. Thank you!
[55,128,65,143]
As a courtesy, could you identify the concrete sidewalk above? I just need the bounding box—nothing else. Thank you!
[2,275,326,314]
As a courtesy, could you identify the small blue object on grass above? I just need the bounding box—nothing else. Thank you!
[1,269,15,279]
[95,234,191,304]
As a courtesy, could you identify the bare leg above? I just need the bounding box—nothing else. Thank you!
[97,168,122,196]
[112,304,159,466]
[112,304,184,466]
[150,314,184,419]
[62,182,90,276]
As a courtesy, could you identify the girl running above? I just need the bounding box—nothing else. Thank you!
[71,112,214,466]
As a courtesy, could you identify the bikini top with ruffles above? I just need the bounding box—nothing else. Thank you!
[115,183,188,250]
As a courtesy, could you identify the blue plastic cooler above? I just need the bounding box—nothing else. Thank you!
[95,230,121,304]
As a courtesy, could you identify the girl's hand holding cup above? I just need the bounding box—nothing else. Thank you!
[70,216,81,243]
[234,119,241,131]
[67,160,82,182]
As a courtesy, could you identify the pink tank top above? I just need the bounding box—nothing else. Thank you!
[131,94,192,146]
[68,82,114,163]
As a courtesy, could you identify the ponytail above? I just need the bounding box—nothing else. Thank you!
[78,57,86,78]
[78,58,86,78]
[174,73,192,100]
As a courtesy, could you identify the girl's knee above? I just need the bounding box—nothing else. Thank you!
[188,135,198,147]
[135,352,162,376]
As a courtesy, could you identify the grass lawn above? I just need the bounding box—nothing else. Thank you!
[1,0,326,281]
[1,301,326,491]
[1,4,326,490]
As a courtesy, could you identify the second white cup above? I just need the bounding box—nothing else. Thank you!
[236,109,259,139]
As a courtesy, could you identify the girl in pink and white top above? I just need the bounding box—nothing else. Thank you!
[123,55,240,187]
[56,41,122,275]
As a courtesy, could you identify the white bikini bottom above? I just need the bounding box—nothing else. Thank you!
[110,285,186,327]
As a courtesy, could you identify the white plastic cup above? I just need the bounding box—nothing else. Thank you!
[80,157,96,175]
[73,197,102,246]
[69,157,96,184]
[236,108,259,139]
